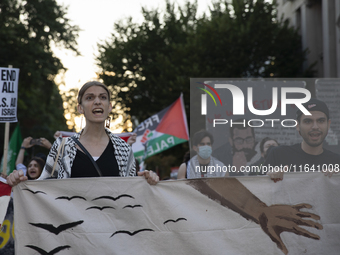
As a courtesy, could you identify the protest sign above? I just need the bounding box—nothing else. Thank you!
[0,67,19,123]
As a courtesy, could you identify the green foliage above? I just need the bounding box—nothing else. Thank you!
[96,1,197,124]
[0,0,79,149]
[97,0,311,125]
[96,0,314,170]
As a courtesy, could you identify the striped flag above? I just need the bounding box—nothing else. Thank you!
[132,94,189,163]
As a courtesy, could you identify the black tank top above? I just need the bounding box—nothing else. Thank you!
[71,139,119,178]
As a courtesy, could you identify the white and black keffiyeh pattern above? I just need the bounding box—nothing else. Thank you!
[108,130,136,177]
[39,128,136,180]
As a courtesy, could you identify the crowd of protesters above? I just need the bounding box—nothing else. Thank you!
[2,81,339,255]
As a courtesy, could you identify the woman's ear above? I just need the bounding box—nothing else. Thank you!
[77,104,84,114]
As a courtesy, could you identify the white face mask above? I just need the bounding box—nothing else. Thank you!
[198,145,212,159]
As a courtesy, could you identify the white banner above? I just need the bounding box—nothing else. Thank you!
[0,67,19,123]
[13,173,340,255]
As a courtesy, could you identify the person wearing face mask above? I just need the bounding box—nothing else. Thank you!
[187,130,228,179]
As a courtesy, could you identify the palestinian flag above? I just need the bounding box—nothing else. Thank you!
[0,179,11,228]
[132,94,189,163]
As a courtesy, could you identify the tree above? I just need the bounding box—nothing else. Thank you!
[191,0,314,78]
[0,0,80,154]
[97,0,312,128]
[96,0,313,173]
[96,1,197,125]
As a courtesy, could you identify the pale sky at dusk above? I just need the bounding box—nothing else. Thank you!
[55,0,211,91]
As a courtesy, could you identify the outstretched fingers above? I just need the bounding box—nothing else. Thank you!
[290,226,321,240]
[259,204,323,254]
[292,203,312,210]
[296,211,321,221]
[298,218,323,230]
[280,216,323,231]
[292,204,321,221]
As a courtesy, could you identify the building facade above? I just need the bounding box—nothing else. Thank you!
[277,0,340,77]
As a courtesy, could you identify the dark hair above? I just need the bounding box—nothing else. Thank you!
[27,157,45,180]
[229,119,255,139]
[182,151,190,163]
[78,81,111,104]
[259,137,279,153]
[296,98,330,122]
[193,130,214,146]
[35,152,47,162]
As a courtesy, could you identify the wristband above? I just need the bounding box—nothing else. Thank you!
[20,146,26,150]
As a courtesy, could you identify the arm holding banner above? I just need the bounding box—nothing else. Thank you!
[7,135,158,186]
[188,178,322,255]
[6,156,159,186]
[6,169,27,186]
[137,170,159,185]
[177,163,187,179]
[127,133,137,146]
[7,138,33,185]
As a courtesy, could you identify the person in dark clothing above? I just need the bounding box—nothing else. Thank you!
[7,81,159,186]
[250,137,279,175]
[265,98,339,182]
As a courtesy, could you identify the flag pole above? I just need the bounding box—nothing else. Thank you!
[2,122,10,175]
[1,65,12,176]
